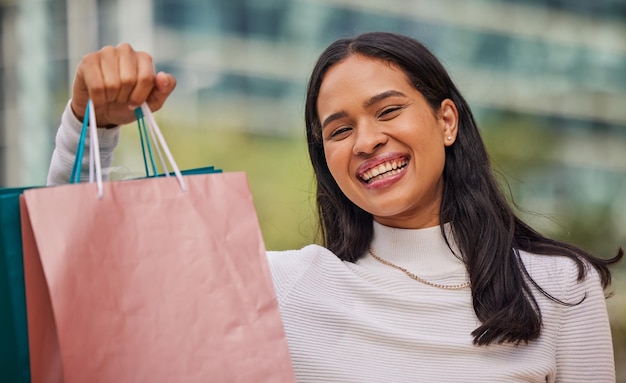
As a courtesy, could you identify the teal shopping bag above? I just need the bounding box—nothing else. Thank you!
[0,187,34,383]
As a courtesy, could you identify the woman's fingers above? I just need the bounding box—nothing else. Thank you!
[127,51,156,108]
[71,50,105,120]
[98,46,122,103]
[115,43,140,104]
[70,44,173,127]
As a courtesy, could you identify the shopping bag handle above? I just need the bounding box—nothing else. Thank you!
[135,107,159,177]
[138,103,186,191]
[69,99,103,194]
[71,106,162,180]
[70,102,91,184]
[134,107,177,179]
[70,100,187,198]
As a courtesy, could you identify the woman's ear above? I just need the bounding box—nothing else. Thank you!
[439,99,459,146]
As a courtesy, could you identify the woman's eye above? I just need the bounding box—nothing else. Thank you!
[329,126,352,139]
[378,106,402,120]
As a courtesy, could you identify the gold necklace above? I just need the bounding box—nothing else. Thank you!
[368,249,470,290]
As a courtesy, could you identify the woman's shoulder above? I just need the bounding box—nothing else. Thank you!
[519,250,576,277]
[519,249,593,277]
[266,244,337,267]
[518,249,602,299]
[266,244,341,301]
[266,244,345,280]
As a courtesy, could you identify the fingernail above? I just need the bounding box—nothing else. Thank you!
[128,104,139,110]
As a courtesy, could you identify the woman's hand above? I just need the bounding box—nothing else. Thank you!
[70,43,176,127]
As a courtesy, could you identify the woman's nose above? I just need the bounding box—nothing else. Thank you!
[352,123,388,155]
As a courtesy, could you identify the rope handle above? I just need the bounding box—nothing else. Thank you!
[70,101,186,198]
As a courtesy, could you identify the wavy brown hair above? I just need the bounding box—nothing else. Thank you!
[304,32,623,346]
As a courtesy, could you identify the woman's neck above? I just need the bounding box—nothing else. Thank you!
[367,221,465,277]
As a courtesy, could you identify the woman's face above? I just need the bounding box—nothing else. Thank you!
[317,54,458,229]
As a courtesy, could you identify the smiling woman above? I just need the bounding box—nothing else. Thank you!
[47,32,623,382]
[318,56,456,229]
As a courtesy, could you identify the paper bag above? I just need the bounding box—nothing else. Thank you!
[0,187,33,383]
[20,173,296,383]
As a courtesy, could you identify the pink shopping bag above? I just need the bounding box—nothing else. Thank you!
[20,172,296,383]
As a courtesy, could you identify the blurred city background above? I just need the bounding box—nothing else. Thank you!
[1,0,625,379]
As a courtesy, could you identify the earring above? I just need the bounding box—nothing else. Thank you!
[447,136,452,141]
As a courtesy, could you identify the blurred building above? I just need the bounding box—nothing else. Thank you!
[1,0,625,231]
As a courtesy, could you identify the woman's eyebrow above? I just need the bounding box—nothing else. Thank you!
[321,111,347,130]
[363,90,407,108]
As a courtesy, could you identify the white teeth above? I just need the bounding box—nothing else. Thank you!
[360,159,407,182]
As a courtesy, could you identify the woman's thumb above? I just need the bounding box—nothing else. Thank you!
[148,72,177,111]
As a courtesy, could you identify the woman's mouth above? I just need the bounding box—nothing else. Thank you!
[359,157,409,184]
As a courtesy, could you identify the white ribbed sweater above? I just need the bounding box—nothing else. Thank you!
[268,227,614,382]
[48,103,616,382]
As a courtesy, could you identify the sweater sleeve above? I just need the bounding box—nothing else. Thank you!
[47,101,121,186]
[555,263,615,382]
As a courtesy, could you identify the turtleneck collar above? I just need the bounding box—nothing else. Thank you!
[362,221,466,278]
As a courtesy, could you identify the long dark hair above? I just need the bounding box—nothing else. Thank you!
[304,32,623,346]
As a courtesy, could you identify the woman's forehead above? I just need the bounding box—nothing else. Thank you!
[317,56,418,111]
